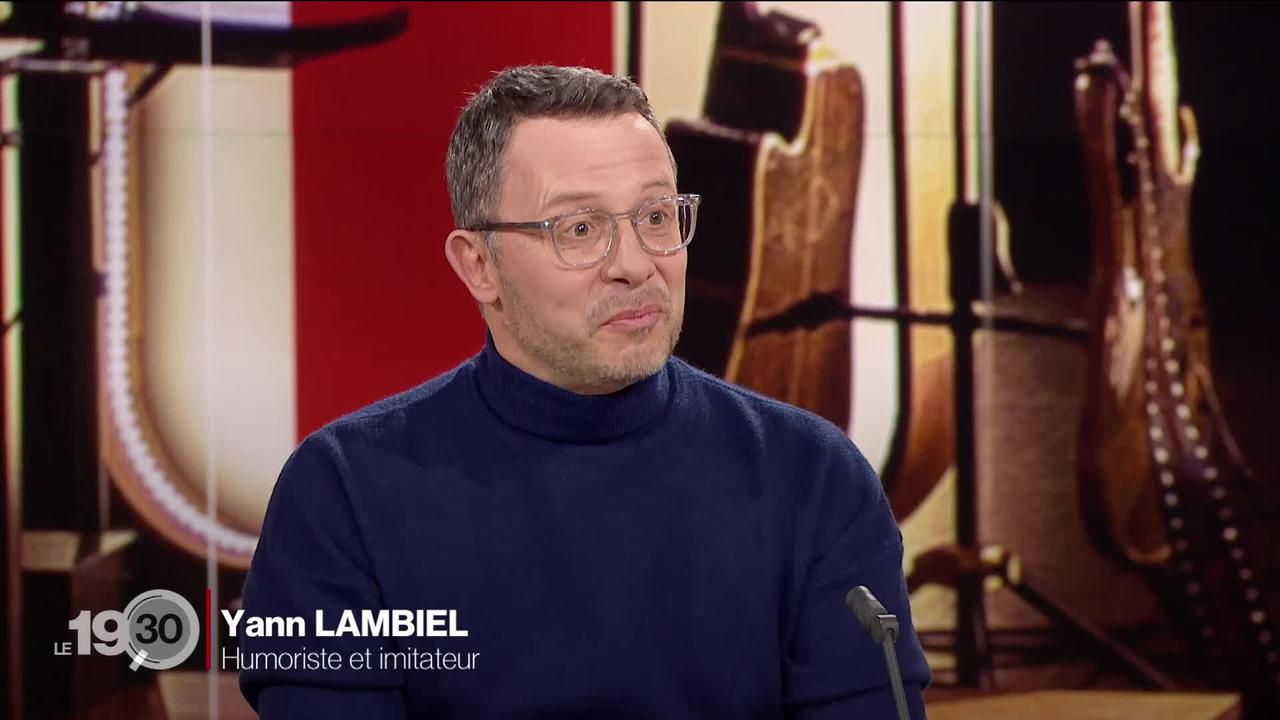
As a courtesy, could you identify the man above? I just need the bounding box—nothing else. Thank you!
[239,65,930,718]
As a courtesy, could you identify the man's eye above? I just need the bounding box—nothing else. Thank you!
[571,222,593,237]
[646,211,668,226]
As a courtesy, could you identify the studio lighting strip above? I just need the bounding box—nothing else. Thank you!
[101,67,257,558]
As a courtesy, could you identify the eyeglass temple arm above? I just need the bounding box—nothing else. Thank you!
[466,220,549,232]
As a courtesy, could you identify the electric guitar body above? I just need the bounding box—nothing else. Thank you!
[1076,2,1279,709]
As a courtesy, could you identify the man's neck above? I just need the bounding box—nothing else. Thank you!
[487,330,629,396]
[472,332,674,443]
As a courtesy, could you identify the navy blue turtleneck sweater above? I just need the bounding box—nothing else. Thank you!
[239,336,930,718]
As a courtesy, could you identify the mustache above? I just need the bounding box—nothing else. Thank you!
[591,288,672,324]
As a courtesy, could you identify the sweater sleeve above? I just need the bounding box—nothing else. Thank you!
[782,435,932,719]
[237,433,408,719]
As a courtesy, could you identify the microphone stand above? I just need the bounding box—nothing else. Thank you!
[882,633,910,720]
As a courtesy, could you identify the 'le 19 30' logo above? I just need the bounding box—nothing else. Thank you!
[58,589,200,671]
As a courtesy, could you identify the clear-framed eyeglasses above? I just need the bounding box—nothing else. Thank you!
[466,193,701,269]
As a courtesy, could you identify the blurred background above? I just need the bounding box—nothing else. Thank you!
[0,1,1276,718]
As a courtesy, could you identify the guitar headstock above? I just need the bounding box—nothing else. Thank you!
[703,2,824,139]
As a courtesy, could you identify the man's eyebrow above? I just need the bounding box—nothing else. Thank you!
[541,178,676,214]
[639,178,677,195]
[541,190,603,213]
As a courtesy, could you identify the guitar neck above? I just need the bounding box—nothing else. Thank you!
[1132,1,1182,175]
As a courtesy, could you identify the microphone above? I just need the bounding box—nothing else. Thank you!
[846,585,910,720]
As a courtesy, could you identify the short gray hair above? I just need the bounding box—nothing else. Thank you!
[445,65,675,231]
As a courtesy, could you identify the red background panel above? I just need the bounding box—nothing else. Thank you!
[291,2,615,438]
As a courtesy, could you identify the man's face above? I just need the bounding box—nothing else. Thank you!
[484,113,687,394]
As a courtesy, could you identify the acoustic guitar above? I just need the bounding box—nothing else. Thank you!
[665,1,863,431]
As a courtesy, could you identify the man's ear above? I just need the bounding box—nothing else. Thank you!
[444,230,500,305]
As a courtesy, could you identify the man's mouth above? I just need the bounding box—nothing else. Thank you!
[603,305,663,330]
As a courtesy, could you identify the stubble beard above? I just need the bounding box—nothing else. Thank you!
[497,270,682,393]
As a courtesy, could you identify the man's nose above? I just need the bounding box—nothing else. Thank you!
[600,219,656,286]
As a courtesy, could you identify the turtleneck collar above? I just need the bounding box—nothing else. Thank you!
[472,333,675,443]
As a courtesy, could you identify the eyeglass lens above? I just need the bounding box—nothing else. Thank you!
[551,197,696,265]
